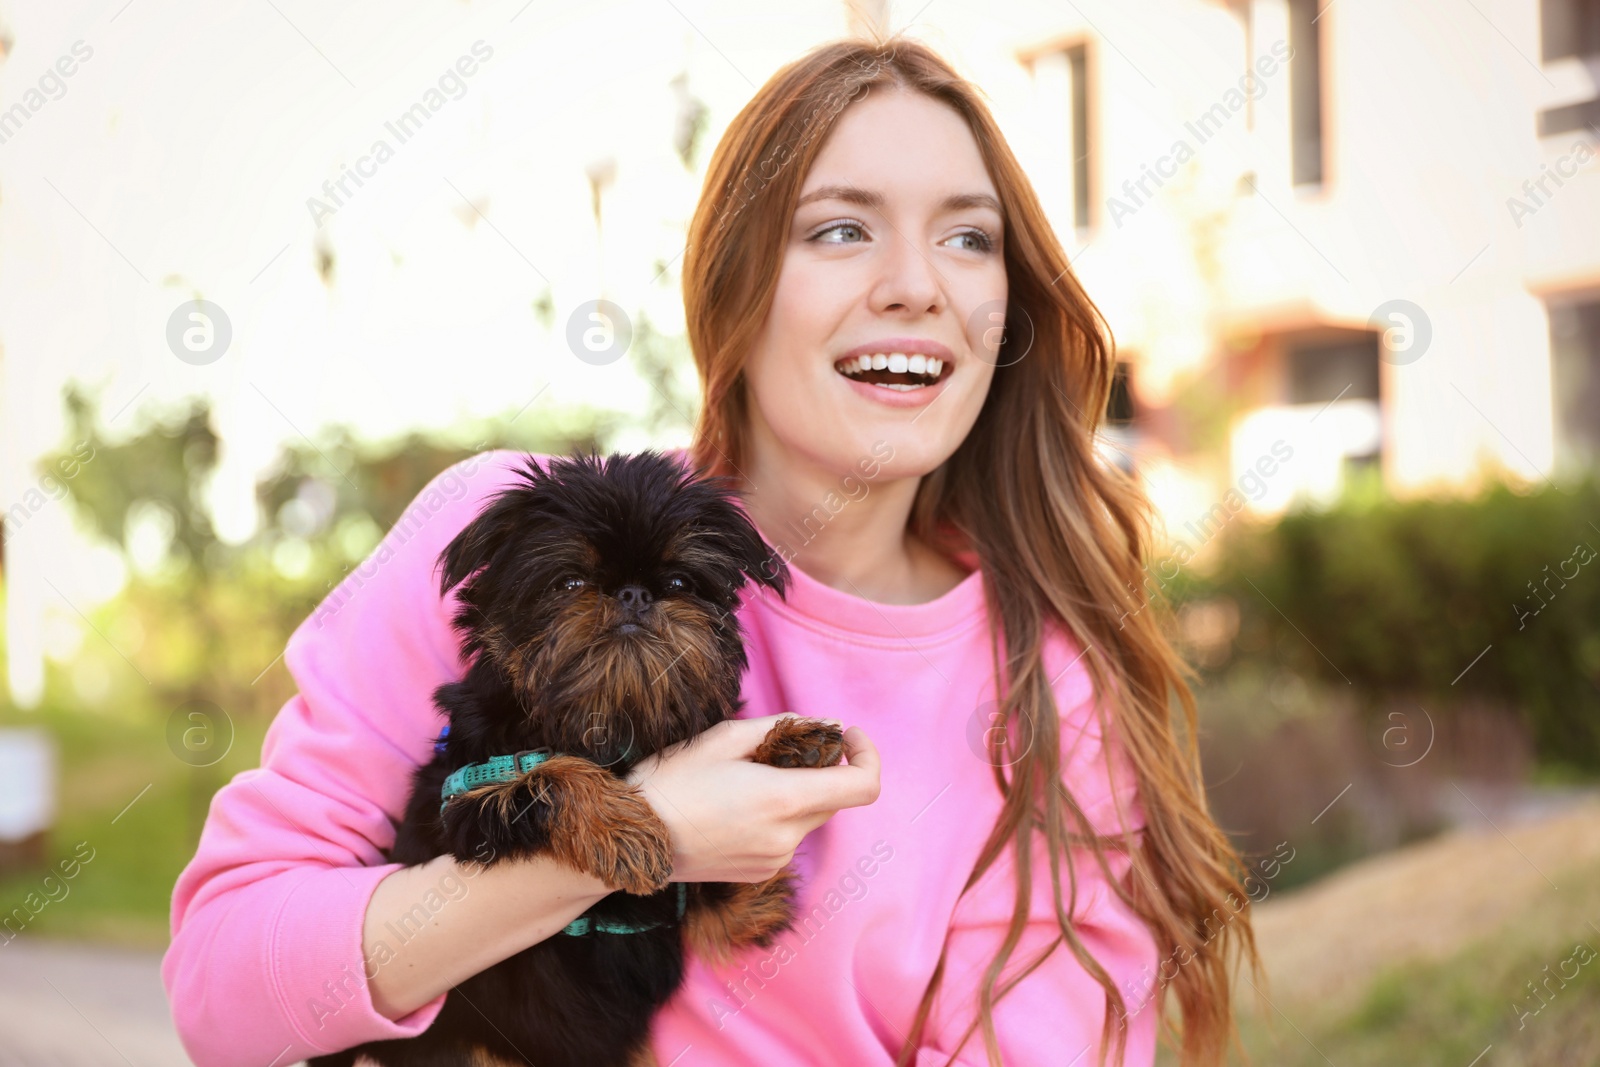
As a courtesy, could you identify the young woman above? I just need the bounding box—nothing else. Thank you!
[163,35,1257,1067]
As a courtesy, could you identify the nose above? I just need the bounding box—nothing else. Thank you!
[615,583,653,616]
[874,231,943,316]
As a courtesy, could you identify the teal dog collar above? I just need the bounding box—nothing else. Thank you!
[563,882,687,936]
[437,745,643,812]
[437,744,677,935]
[439,748,557,812]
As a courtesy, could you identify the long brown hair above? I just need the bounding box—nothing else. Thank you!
[681,34,1261,1067]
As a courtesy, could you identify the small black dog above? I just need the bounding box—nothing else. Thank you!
[309,450,843,1067]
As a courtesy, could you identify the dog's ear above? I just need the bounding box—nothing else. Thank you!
[435,457,548,597]
[665,456,792,602]
[696,478,789,601]
[732,511,790,600]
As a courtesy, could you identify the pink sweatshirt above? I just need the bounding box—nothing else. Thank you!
[162,449,1159,1067]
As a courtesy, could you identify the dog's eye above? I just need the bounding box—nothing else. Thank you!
[563,577,587,592]
[665,575,689,594]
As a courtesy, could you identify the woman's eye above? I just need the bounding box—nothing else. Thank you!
[563,577,586,591]
[810,220,994,253]
[945,229,995,253]
[811,220,867,244]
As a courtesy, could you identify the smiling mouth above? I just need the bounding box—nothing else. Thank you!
[834,353,950,391]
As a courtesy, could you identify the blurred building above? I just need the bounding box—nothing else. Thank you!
[999,0,1600,535]
[3,0,1596,703]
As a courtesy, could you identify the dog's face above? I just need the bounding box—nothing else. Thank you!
[436,450,788,760]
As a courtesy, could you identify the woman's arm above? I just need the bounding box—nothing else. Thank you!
[364,717,883,1019]
[361,852,612,1020]
[162,450,885,1064]
[162,452,526,1066]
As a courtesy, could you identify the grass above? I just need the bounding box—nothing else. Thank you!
[1155,853,1600,1066]
[6,691,1600,1067]
[0,698,272,948]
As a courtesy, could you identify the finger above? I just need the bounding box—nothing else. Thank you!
[714,713,835,758]
[838,725,876,776]
[789,726,881,815]
[647,715,778,765]
[634,714,833,775]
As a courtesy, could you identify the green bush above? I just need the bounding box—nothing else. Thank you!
[1185,477,1600,771]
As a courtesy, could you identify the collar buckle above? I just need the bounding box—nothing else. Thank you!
[512,747,554,772]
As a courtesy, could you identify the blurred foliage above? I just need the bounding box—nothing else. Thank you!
[630,310,701,439]
[59,387,220,561]
[42,381,638,723]
[1177,476,1600,771]
[3,310,698,942]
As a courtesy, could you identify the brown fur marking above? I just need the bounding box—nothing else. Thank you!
[683,869,799,967]
[520,596,724,732]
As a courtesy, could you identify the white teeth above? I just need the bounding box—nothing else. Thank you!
[833,353,948,383]
[838,351,947,385]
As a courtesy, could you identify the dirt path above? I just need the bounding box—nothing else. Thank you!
[1246,793,1600,1012]
[0,937,195,1067]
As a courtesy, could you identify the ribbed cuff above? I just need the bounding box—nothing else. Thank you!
[269,863,449,1054]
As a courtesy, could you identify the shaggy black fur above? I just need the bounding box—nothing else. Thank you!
[306,449,842,1067]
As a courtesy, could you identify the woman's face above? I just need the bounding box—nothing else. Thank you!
[742,86,1006,481]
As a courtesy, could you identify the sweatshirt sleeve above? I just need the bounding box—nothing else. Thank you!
[912,638,1161,1067]
[160,451,522,1067]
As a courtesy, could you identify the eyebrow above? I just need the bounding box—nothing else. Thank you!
[796,183,1002,216]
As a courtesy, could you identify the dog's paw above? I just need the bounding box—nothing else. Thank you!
[753,716,845,769]
[541,759,675,895]
[684,870,799,967]
[581,787,676,896]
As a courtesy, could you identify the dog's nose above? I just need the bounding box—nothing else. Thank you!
[615,584,653,615]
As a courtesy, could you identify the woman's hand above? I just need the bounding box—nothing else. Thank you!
[625,716,881,883]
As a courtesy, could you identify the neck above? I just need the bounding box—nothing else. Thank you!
[736,423,943,606]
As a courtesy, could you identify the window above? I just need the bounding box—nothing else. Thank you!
[1066,43,1091,230]
[1287,332,1381,477]
[1106,360,1135,425]
[1538,0,1600,135]
[1028,42,1094,231]
[1549,296,1600,469]
[1097,360,1137,474]
[1287,0,1325,186]
[1286,334,1379,406]
[1541,0,1600,62]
